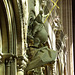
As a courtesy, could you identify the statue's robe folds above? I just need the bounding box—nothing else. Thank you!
[26,46,57,71]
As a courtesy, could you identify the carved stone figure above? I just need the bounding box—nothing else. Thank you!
[26,11,57,71]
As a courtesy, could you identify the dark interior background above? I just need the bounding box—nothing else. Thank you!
[72,0,75,74]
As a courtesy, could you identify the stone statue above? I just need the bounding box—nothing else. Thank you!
[26,11,57,71]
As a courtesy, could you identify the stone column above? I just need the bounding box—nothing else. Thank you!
[17,68,24,75]
[0,56,5,75]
